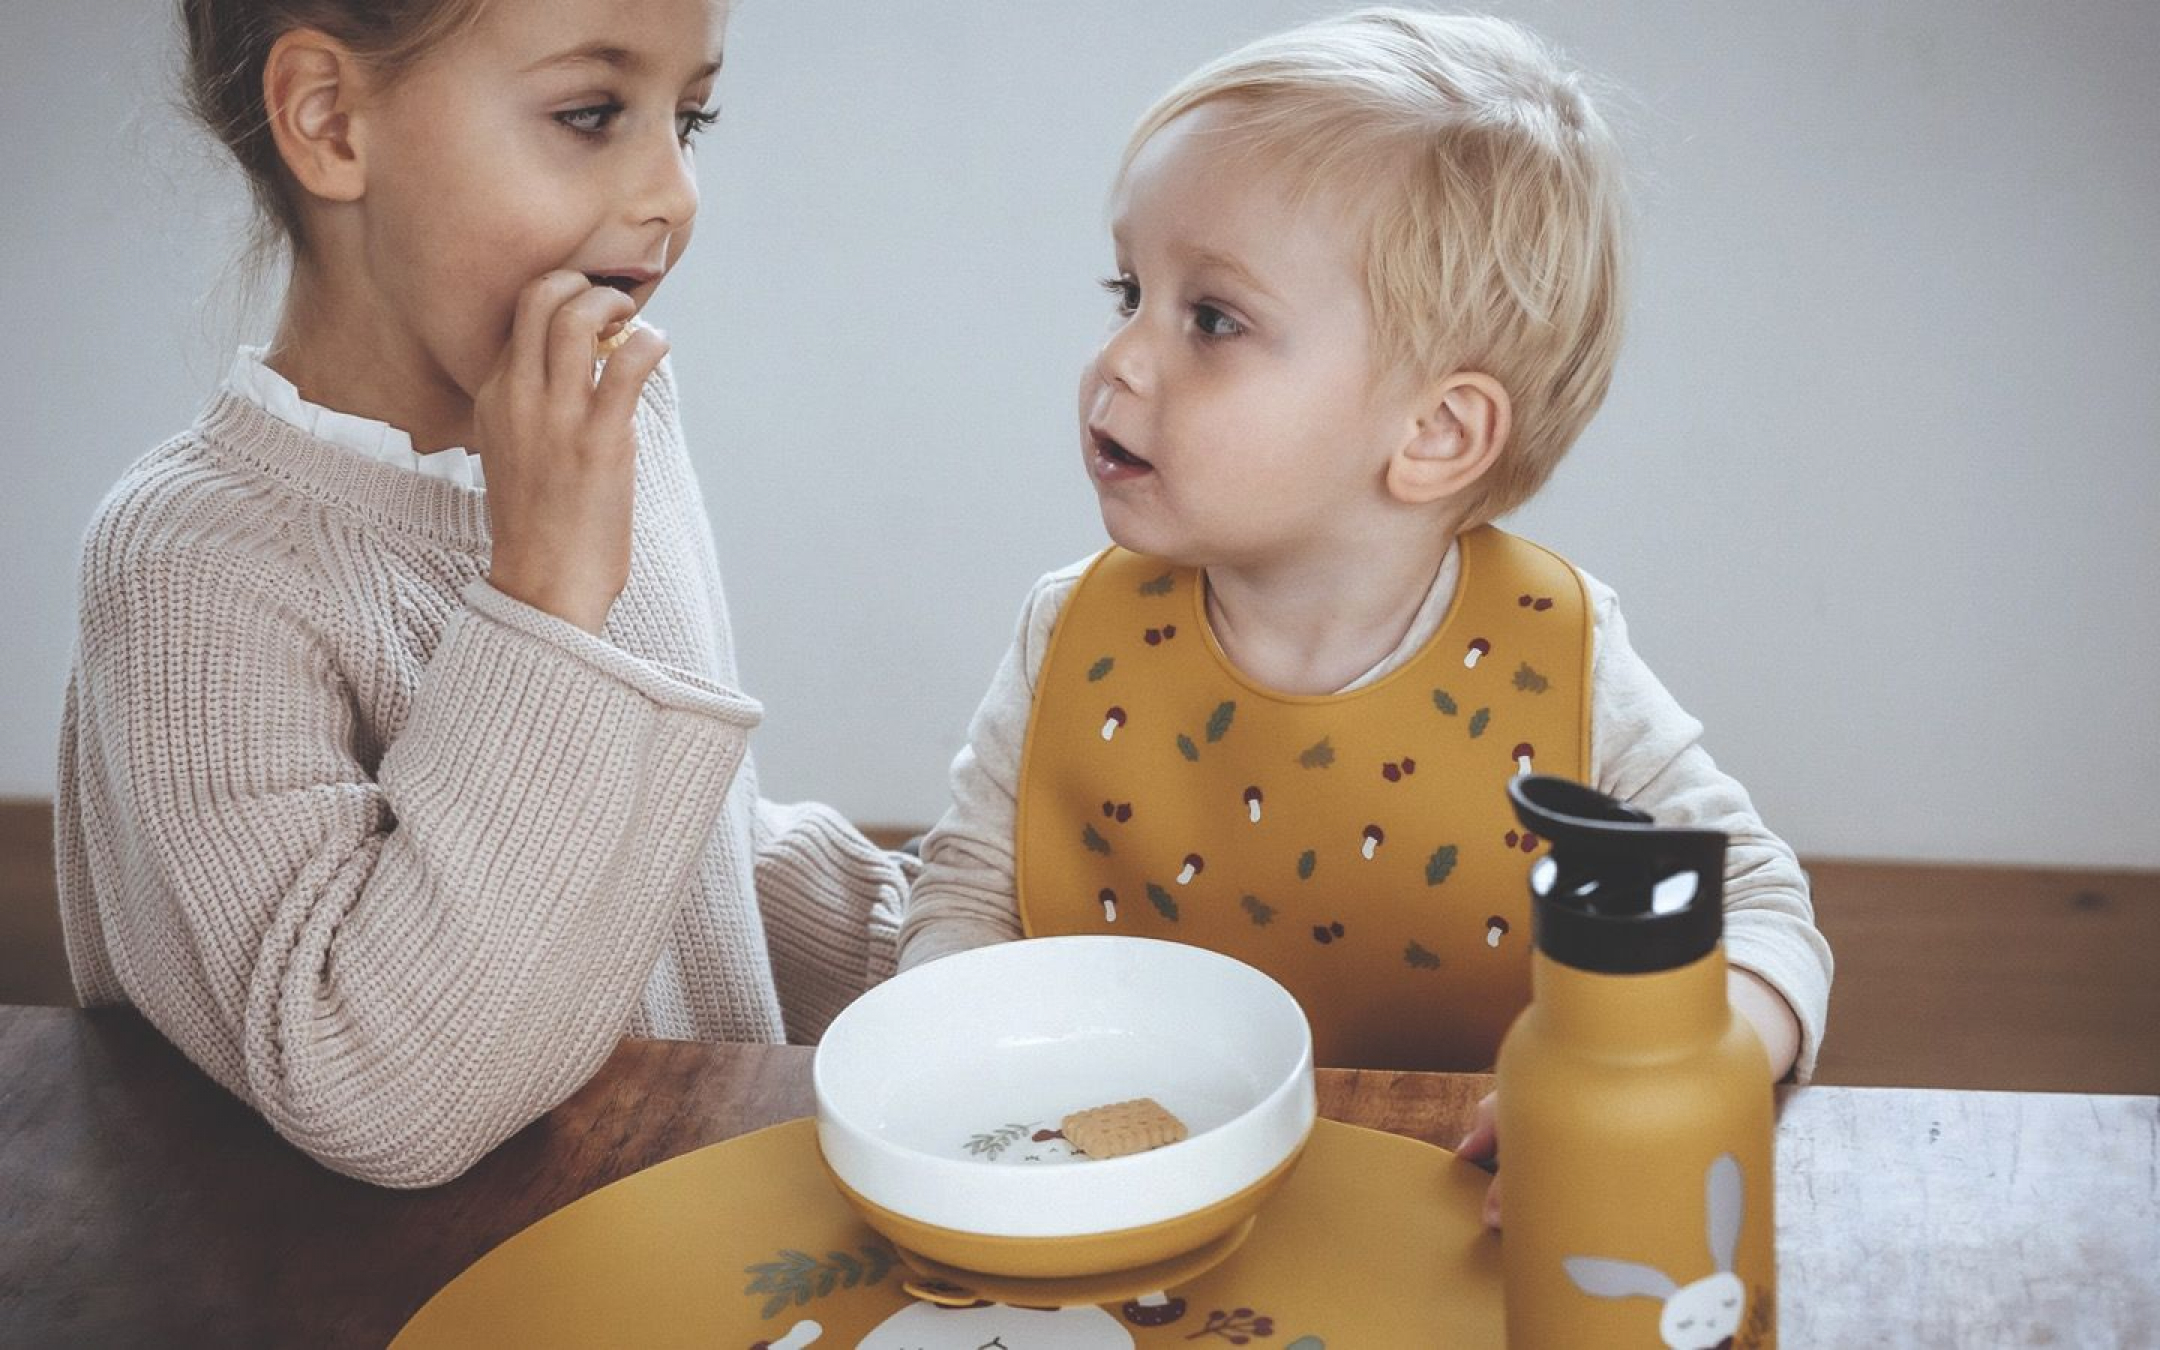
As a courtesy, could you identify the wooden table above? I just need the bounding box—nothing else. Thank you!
[2,1007,2153,1347]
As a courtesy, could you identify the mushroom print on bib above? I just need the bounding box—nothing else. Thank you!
[1015,527,1590,1070]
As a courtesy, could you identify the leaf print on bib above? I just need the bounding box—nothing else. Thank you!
[1405,941,1442,971]
[1297,738,1336,769]
[1512,662,1549,693]
[1086,655,1115,682]
[1138,570,1175,596]
[1147,882,1179,921]
[1426,845,1459,885]
[1467,708,1491,739]
[1205,700,1237,742]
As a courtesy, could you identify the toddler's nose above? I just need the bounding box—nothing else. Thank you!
[1094,319,1152,397]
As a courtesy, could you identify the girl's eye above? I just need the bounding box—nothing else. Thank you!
[1099,275,1139,316]
[555,102,621,136]
[1194,304,1245,338]
[677,108,720,144]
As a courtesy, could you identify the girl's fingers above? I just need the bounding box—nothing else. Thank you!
[591,325,670,425]
[545,286,637,394]
[505,271,595,389]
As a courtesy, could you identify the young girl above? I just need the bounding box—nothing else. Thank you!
[56,0,912,1187]
[897,8,1832,1222]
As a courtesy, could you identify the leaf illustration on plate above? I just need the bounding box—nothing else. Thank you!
[744,1243,895,1320]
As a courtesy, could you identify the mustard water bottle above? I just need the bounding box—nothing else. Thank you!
[1495,775,1776,1349]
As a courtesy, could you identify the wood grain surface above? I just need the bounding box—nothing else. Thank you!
[4,1005,2154,1347]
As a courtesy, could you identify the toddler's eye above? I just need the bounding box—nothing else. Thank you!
[1099,275,1139,316]
[1194,304,1244,338]
[555,102,621,136]
[677,107,720,144]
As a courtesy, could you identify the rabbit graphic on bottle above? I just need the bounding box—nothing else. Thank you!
[1563,1153,1751,1350]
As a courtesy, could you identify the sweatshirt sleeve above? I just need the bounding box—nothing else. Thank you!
[896,564,1085,970]
[1583,572,1834,1083]
[66,540,763,1188]
[750,790,917,1045]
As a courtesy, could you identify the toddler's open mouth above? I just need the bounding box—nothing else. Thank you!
[1091,428,1154,476]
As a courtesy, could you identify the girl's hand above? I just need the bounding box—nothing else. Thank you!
[474,271,670,634]
[1458,1088,1502,1230]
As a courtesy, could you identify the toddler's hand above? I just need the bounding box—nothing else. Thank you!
[1457,1088,1502,1230]
[474,271,669,634]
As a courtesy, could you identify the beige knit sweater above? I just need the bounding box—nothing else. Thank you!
[55,360,913,1187]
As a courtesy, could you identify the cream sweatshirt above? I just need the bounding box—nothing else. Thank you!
[55,359,912,1187]
[901,550,1834,1082]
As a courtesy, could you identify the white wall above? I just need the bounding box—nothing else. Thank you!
[2,1,2155,867]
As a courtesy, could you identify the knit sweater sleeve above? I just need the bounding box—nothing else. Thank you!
[63,526,762,1187]
[896,564,1084,970]
[750,790,917,1045]
[1580,571,1834,1083]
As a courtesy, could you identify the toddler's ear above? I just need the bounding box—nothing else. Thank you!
[264,29,372,206]
[1386,373,1511,507]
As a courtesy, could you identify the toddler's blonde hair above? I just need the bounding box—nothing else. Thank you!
[1123,8,1629,523]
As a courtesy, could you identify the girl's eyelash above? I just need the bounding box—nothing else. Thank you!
[555,102,622,136]
[553,103,720,143]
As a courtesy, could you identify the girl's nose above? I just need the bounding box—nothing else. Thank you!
[633,126,700,230]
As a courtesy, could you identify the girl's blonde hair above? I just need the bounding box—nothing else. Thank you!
[1123,8,1630,523]
[181,0,489,265]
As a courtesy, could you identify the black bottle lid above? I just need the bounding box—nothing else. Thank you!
[1507,774,1728,975]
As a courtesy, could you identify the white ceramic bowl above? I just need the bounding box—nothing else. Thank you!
[814,936,1316,1274]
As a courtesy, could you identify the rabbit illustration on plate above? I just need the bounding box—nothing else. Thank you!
[855,1298,1132,1349]
[1562,1153,1751,1350]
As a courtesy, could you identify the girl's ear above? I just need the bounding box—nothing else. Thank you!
[1384,372,1511,507]
[263,29,371,205]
